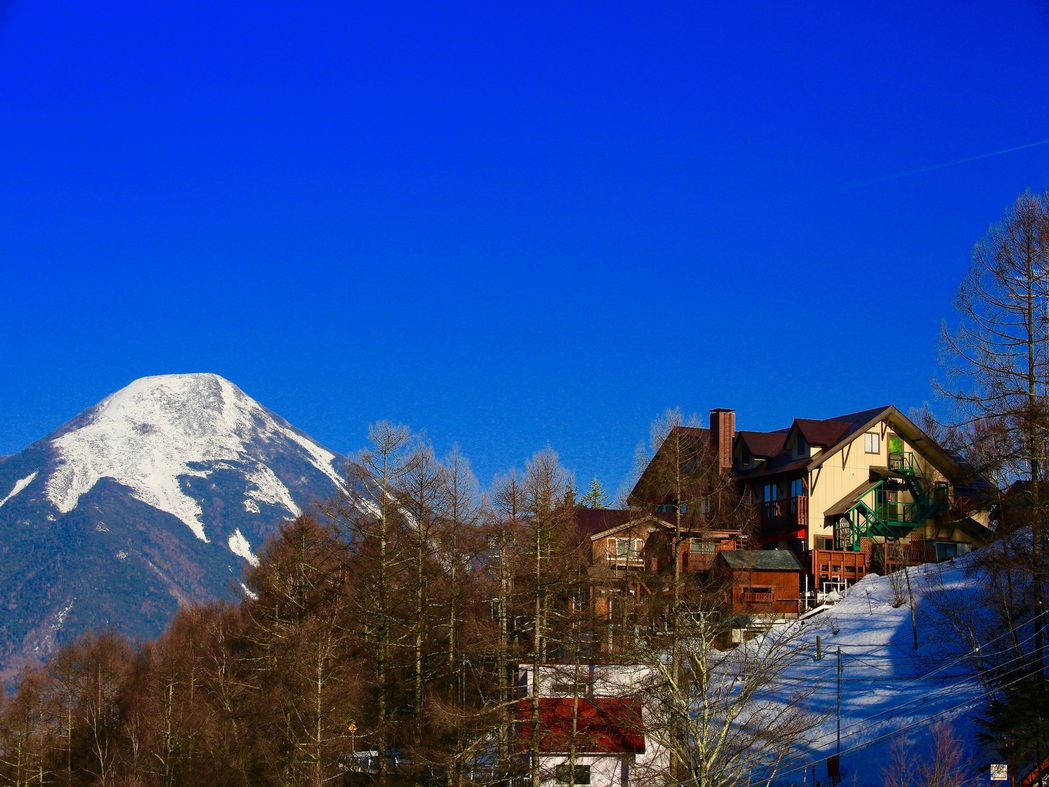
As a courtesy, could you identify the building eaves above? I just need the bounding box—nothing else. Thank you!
[734,407,892,481]
[574,508,636,540]
[587,512,668,541]
[825,479,883,517]
[806,405,966,480]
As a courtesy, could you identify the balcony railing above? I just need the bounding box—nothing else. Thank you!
[741,590,775,603]
[608,555,644,569]
[759,495,808,527]
[806,548,869,581]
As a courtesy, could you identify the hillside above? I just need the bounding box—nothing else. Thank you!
[767,551,1003,785]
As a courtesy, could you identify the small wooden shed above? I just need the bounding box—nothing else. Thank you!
[712,550,803,617]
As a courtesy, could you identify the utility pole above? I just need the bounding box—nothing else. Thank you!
[836,647,842,786]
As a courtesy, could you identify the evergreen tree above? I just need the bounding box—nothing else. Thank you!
[580,477,608,509]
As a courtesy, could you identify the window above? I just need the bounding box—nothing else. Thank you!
[836,515,853,547]
[935,542,972,561]
[688,538,716,554]
[790,478,804,498]
[815,535,834,551]
[740,443,752,467]
[864,433,880,454]
[795,436,808,458]
[763,484,778,502]
[551,679,591,696]
[612,538,643,560]
[556,764,591,785]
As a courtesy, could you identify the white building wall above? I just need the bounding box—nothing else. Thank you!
[537,754,629,787]
[519,664,669,786]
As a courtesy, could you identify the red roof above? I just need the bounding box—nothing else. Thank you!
[517,697,646,754]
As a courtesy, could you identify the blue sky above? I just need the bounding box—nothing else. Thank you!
[3,1,1049,499]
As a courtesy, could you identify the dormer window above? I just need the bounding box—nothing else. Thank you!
[795,436,808,459]
[740,443,752,467]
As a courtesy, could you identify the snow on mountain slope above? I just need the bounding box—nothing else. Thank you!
[228,528,260,567]
[44,374,342,541]
[0,472,37,509]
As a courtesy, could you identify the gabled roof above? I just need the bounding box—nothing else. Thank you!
[628,425,711,504]
[651,411,884,475]
[792,418,853,447]
[807,405,965,479]
[576,509,669,541]
[716,550,803,572]
[737,429,788,458]
[734,405,966,482]
[517,697,646,754]
[574,508,637,540]
[826,479,882,517]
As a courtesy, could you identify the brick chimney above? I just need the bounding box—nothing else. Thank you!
[709,408,736,471]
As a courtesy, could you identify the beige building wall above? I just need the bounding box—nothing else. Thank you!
[805,418,951,551]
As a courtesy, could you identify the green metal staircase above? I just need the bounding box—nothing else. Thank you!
[837,452,950,551]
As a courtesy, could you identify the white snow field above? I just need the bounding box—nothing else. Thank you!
[43,373,342,543]
[754,550,1005,786]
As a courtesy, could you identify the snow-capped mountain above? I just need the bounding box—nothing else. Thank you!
[0,373,345,680]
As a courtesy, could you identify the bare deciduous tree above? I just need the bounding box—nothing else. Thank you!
[881,723,974,787]
[634,599,823,787]
[939,190,1049,775]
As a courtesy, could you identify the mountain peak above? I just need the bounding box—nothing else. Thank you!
[43,373,342,541]
[0,374,348,680]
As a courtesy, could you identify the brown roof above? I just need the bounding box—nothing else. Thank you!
[628,425,712,504]
[737,430,788,458]
[632,404,970,502]
[825,479,882,517]
[587,561,624,582]
[794,418,853,446]
[573,508,637,539]
[736,406,896,480]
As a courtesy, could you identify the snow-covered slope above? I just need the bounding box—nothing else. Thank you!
[0,373,347,682]
[44,374,342,541]
[760,553,1000,786]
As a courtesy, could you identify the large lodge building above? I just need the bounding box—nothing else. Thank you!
[584,405,990,616]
